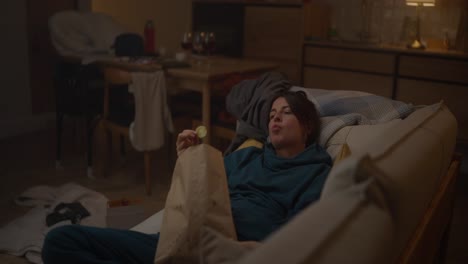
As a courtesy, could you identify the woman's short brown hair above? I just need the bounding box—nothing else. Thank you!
[267,90,320,147]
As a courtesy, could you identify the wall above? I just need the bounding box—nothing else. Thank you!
[1,2,29,119]
[0,0,190,139]
[0,1,33,138]
[321,0,464,47]
[92,0,192,55]
[78,0,92,11]
[0,0,90,139]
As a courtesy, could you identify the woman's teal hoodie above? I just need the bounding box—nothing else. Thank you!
[224,143,332,241]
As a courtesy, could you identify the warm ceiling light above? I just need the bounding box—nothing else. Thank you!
[406,0,435,7]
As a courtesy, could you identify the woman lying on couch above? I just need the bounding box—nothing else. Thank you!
[41,91,332,264]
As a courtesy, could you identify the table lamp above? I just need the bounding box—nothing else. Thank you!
[406,0,435,49]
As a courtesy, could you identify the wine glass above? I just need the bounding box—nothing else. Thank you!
[204,32,216,56]
[181,32,193,51]
[192,32,205,56]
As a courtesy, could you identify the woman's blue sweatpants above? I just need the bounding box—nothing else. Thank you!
[42,225,159,264]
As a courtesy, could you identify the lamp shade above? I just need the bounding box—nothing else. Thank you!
[406,0,435,6]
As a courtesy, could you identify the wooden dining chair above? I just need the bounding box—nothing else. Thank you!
[98,67,153,195]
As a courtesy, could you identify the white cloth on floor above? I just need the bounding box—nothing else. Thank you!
[129,71,174,151]
[14,185,57,207]
[0,183,108,264]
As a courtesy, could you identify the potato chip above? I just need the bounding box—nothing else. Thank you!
[195,126,207,139]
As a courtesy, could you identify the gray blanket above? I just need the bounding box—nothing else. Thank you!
[224,72,291,155]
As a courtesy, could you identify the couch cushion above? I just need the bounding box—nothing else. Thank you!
[235,102,457,264]
[325,119,401,161]
[354,102,458,262]
[332,143,351,165]
[236,139,263,151]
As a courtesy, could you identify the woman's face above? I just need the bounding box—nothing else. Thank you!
[268,97,306,150]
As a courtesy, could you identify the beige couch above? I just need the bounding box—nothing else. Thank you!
[132,101,459,264]
[235,101,458,264]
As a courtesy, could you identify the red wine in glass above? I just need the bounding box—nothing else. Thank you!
[181,32,193,51]
[193,42,204,55]
[181,41,192,50]
[193,32,205,55]
[207,40,216,54]
[205,32,216,55]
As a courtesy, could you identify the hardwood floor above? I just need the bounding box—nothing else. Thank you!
[0,121,173,263]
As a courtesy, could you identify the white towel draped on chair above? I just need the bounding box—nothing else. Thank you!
[129,71,174,151]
